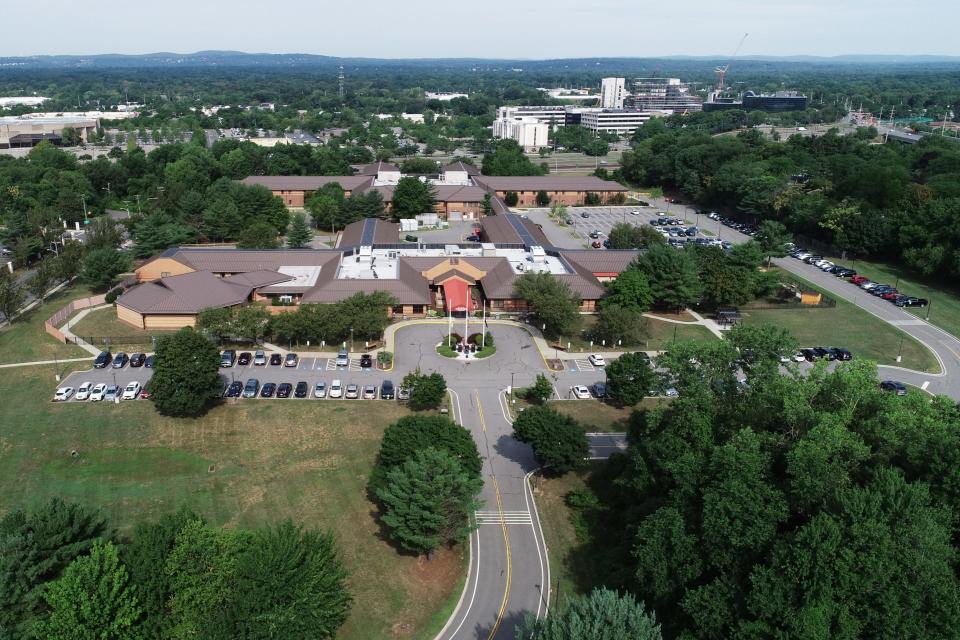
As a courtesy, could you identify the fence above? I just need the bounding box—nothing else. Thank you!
[44,294,108,343]
[69,334,157,348]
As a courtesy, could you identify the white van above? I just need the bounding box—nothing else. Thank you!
[329,379,343,398]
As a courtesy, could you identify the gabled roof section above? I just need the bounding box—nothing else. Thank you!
[443,161,480,176]
[224,270,293,288]
[357,160,400,176]
[117,271,253,314]
[338,219,400,248]
[479,213,550,246]
[559,250,639,275]
[240,175,373,191]
[478,259,519,299]
[300,259,431,305]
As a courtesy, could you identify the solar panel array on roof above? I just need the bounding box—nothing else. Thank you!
[505,215,537,248]
[360,218,377,246]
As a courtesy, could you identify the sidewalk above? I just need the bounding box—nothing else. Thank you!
[59,304,113,356]
[0,356,93,369]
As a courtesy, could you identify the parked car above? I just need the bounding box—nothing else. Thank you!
[591,241,602,248]
[75,381,93,400]
[362,385,377,399]
[294,381,308,398]
[581,212,590,218]
[94,350,112,369]
[336,350,349,367]
[314,381,327,398]
[220,350,236,367]
[588,354,606,367]
[397,386,410,402]
[879,380,908,396]
[53,386,74,402]
[345,383,359,399]
[836,268,857,277]
[112,352,129,369]
[139,388,152,400]
[802,255,823,264]
[850,275,869,285]
[237,352,251,366]
[276,383,293,398]
[359,354,373,369]
[122,381,142,400]
[224,381,243,398]
[145,355,154,368]
[800,348,819,361]
[589,231,600,239]
[831,347,853,361]
[882,291,900,301]
[284,353,299,367]
[895,296,929,308]
[592,382,607,398]
[269,353,283,366]
[130,352,147,367]
[253,350,267,366]
[571,385,591,399]
[813,347,836,361]
[260,382,277,398]
[243,378,260,398]
[104,385,119,402]
[90,383,107,401]
[329,380,343,398]
[380,380,395,399]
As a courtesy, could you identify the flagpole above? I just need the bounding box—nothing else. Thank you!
[447,297,452,346]
[481,299,486,348]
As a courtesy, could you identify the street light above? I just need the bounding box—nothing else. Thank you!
[350,327,354,352]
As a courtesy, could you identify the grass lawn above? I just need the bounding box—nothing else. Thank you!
[819,255,960,340]
[547,399,667,433]
[561,315,716,353]
[739,272,939,372]
[0,285,95,365]
[0,365,463,640]
[69,306,176,349]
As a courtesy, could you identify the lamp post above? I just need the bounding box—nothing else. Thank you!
[350,327,354,352]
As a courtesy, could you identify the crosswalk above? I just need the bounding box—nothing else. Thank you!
[474,510,533,526]
[573,358,595,372]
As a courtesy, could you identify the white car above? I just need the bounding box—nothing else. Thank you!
[792,353,806,362]
[665,387,680,397]
[74,381,93,401]
[121,381,142,400]
[630,210,640,216]
[89,383,107,401]
[329,379,343,399]
[795,252,811,260]
[588,354,606,367]
[53,386,74,402]
[571,385,591,399]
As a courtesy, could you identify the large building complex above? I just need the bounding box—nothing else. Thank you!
[242,160,627,216]
[493,104,659,139]
[578,109,657,135]
[600,78,626,109]
[491,117,549,151]
[0,115,99,148]
[625,78,703,113]
[117,216,638,329]
[704,91,808,112]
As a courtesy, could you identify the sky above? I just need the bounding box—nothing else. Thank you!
[2,0,958,58]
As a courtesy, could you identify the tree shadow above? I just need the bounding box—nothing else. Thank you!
[473,609,533,640]
[491,433,538,474]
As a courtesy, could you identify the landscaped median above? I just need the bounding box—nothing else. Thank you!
[436,331,496,359]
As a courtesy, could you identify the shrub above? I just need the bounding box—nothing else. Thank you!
[105,287,124,304]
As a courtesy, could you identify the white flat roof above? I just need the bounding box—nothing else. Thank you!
[274,265,322,288]
[336,245,570,280]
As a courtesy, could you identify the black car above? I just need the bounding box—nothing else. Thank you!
[276,383,293,398]
[581,212,590,218]
[871,286,896,297]
[224,381,243,398]
[144,355,154,368]
[836,268,857,277]
[589,231,600,239]
[800,348,819,361]
[592,382,607,398]
[879,380,908,396]
[93,351,112,369]
[294,381,309,398]
[260,382,277,398]
[380,380,395,399]
[831,348,853,361]
[359,354,373,369]
[813,347,836,361]
[269,353,283,366]
[129,352,146,367]
[802,255,823,264]
[237,352,251,366]
[112,352,129,368]
[896,296,929,308]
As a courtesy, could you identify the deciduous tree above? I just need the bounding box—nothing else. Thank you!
[146,328,223,417]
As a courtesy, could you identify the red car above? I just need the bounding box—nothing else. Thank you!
[139,389,152,400]
[850,275,869,285]
[882,291,900,301]
[591,241,602,248]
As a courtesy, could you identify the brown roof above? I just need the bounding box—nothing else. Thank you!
[117,271,253,314]
[357,161,400,176]
[560,250,638,274]
[367,184,488,204]
[223,270,293,288]
[168,249,340,273]
[479,214,550,246]
[443,161,480,176]
[337,219,400,248]
[472,176,628,192]
[478,259,519,299]
[240,175,373,192]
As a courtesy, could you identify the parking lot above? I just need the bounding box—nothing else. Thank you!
[521,205,721,249]
[54,352,404,403]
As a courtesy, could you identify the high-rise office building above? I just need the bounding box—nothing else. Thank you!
[600,78,626,109]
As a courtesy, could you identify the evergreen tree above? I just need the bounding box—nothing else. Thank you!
[237,220,280,249]
[285,213,313,248]
[81,248,132,292]
[391,176,436,219]
[376,448,482,554]
[516,587,661,640]
[634,245,702,310]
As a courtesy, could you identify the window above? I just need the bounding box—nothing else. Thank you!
[412,305,425,314]
[279,295,293,304]
[392,305,404,314]
[160,272,170,278]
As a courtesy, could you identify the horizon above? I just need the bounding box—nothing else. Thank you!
[3,0,958,59]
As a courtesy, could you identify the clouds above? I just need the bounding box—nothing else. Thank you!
[1,0,955,57]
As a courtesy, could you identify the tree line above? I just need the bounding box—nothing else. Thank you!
[0,499,351,640]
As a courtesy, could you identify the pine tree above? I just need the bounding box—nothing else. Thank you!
[285,213,313,248]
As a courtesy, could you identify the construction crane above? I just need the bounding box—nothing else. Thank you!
[714,33,749,94]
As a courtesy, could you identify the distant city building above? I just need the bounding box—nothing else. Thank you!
[492,116,549,151]
[0,115,99,149]
[496,105,569,128]
[600,78,626,109]
[425,92,469,101]
[579,109,659,135]
[625,78,702,113]
[538,88,598,102]
[704,91,808,113]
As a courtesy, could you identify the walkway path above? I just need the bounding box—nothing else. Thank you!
[60,304,113,356]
